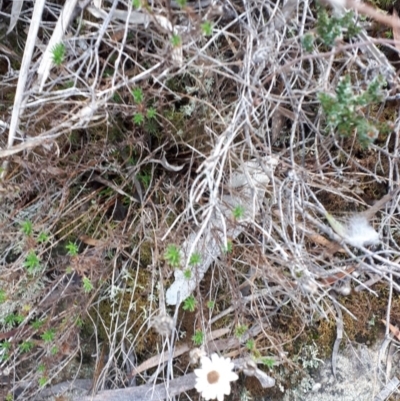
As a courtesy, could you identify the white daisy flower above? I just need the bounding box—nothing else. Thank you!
[195,353,239,401]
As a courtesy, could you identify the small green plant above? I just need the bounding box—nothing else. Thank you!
[232,205,245,220]
[133,112,144,125]
[235,324,248,339]
[176,0,187,6]
[182,295,196,312]
[316,9,360,47]
[164,244,181,267]
[0,289,6,304]
[31,319,45,330]
[41,329,55,343]
[223,240,233,254]
[19,340,34,353]
[171,34,182,47]
[201,21,213,36]
[21,220,33,236]
[183,269,192,280]
[38,376,48,387]
[66,241,79,256]
[319,74,386,146]
[37,363,46,373]
[51,346,59,355]
[146,107,157,119]
[189,252,202,266]
[37,231,50,243]
[132,87,144,104]
[82,276,93,293]
[5,393,13,401]
[51,42,66,66]
[132,0,141,8]
[260,357,275,369]
[137,170,151,188]
[302,33,314,52]
[246,339,255,351]
[0,341,11,360]
[207,300,215,309]
[23,250,41,273]
[192,330,204,346]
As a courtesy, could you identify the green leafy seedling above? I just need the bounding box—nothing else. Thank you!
[171,34,182,47]
[82,276,93,293]
[51,43,66,66]
[232,205,245,219]
[192,330,204,346]
[235,324,248,339]
[189,252,202,266]
[133,112,144,125]
[201,21,213,36]
[21,220,33,236]
[182,295,196,312]
[24,250,41,273]
[41,329,55,343]
[132,87,144,104]
[66,241,79,256]
[165,244,181,267]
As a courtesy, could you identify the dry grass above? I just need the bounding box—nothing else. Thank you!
[1,0,400,399]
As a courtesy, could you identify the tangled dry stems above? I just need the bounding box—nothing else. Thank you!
[1,0,400,399]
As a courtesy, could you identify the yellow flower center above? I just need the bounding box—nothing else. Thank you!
[207,370,220,384]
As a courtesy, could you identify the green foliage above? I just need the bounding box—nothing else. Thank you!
[201,21,213,36]
[19,340,34,353]
[171,34,182,47]
[75,316,84,327]
[38,376,48,387]
[133,112,144,125]
[316,9,360,47]
[164,244,181,267]
[66,241,79,256]
[37,363,46,373]
[132,0,141,8]
[207,300,215,309]
[183,269,191,280]
[189,252,201,266]
[0,341,11,360]
[23,250,41,273]
[0,341,11,352]
[51,346,59,355]
[223,240,233,254]
[182,295,196,312]
[146,107,157,119]
[137,170,151,188]
[302,33,314,52]
[176,0,187,7]
[260,357,275,368]
[31,319,45,330]
[232,205,245,220]
[5,393,13,401]
[37,231,50,243]
[132,87,144,104]
[319,75,385,146]
[246,339,255,351]
[41,329,55,343]
[51,42,66,66]
[21,220,33,236]
[235,324,248,339]
[192,330,204,345]
[0,289,6,304]
[82,276,93,293]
